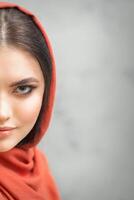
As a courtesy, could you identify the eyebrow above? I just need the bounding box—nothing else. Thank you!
[10,77,39,87]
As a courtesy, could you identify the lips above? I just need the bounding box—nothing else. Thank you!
[0,128,15,138]
[0,127,16,131]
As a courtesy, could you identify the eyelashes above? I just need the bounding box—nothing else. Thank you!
[14,85,37,96]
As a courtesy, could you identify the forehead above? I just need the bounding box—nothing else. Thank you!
[0,46,43,80]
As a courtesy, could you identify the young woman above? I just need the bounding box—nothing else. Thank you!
[0,2,61,200]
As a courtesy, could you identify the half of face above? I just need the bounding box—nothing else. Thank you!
[0,45,45,152]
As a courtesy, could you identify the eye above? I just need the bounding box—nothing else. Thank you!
[14,85,37,95]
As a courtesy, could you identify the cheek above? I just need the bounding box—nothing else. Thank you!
[15,94,43,128]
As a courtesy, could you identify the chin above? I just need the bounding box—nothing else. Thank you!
[0,140,17,152]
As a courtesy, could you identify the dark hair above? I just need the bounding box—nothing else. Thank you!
[0,7,52,147]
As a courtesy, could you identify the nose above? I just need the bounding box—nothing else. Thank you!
[0,94,11,123]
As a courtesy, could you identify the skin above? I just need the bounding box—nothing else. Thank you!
[0,46,45,152]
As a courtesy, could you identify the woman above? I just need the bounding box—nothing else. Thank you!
[0,2,61,200]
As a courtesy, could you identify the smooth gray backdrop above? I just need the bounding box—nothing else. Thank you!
[5,0,134,200]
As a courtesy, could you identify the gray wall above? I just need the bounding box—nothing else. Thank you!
[6,0,134,199]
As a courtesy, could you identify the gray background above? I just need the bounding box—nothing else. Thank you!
[5,0,134,199]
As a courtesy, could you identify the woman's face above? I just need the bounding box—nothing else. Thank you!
[0,46,45,152]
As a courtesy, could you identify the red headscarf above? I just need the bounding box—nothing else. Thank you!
[0,2,61,200]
